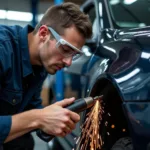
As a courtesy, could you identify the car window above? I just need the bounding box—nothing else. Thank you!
[92,18,99,41]
[84,4,99,40]
[108,0,150,28]
[87,6,96,25]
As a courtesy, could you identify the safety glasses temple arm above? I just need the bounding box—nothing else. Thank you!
[48,27,61,41]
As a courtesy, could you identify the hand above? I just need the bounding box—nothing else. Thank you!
[38,97,80,137]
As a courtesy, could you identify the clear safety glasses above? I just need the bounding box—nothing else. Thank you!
[48,27,83,60]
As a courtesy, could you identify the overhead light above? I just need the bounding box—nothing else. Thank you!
[38,14,44,21]
[110,0,120,5]
[7,11,33,22]
[0,10,7,19]
[0,9,44,22]
[123,0,137,5]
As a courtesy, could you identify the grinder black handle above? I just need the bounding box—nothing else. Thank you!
[36,98,87,142]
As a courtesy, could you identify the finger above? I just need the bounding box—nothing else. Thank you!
[70,112,80,123]
[64,118,76,131]
[56,128,68,137]
[56,97,75,107]
[64,126,72,134]
[60,132,67,137]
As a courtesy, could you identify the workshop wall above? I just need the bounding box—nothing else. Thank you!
[0,0,52,26]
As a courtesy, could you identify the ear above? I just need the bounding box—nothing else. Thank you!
[38,25,49,42]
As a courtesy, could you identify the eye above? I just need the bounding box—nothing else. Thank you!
[61,47,70,53]
[61,45,74,54]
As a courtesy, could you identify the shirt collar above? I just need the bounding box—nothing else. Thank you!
[19,25,34,77]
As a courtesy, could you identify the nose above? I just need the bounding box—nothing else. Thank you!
[62,57,72,67]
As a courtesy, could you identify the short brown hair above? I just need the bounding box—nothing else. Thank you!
[34,2,92,39]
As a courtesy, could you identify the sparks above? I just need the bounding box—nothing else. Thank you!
[76,99,104,150]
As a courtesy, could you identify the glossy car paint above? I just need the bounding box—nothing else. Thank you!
[86,26,150,150]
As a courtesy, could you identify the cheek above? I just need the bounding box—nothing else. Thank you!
[41,41,63,64]
[44,42,56,59]
[50,46,64,60]
[46,49,63,66]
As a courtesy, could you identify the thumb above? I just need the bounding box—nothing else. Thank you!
[56,97,75,108]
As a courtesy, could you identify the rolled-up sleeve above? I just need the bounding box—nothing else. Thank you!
[0,116,12,144]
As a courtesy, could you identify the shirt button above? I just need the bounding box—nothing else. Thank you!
[12,99,16,104]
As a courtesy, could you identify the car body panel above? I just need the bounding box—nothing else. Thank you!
[123,102,150,150]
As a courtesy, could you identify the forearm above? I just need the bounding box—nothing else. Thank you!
[5,109,41,143]
[3,98,80,143]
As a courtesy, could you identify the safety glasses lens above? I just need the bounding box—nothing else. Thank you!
[56,41,82,59]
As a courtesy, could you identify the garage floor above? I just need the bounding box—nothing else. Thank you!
[32,132,48,150]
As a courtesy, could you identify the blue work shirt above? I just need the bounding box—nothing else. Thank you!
[0,25,47,144]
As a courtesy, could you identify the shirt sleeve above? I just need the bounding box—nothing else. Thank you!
[0,116,12,144]
[0,43,10,88]
[0,44,12,144]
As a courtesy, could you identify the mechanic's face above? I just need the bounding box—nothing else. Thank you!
[38,26,85,74]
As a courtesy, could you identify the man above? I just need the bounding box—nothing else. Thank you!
[0,2,92,150]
